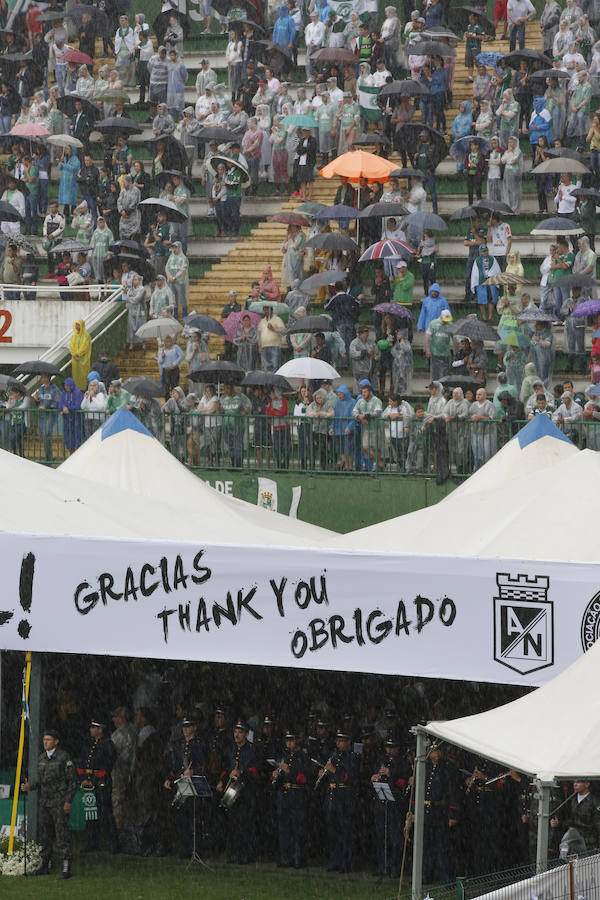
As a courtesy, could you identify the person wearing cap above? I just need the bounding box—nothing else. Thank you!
[349,324,379,392]
[425,308,453,381]
[164,718,206,858]
[370,733,411,877]
[353,378,384,469]
[76,719,118,853]
[22,729,78,879]
[318,729,358,873]
[273,729,311,868]
[216,720,258,863]
[419,742,459,883]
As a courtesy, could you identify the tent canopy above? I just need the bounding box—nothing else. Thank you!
[424,633,600,780]
[58,408,335,545]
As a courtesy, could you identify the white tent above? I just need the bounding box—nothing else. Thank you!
[333,418,595,562]
[58,408,335,544]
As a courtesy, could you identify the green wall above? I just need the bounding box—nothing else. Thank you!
[195,470,457,532]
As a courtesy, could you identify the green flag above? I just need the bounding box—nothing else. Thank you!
[328,0,368,21]
[358,84,382,122]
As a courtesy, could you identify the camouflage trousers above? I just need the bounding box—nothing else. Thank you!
[39,799,71,861]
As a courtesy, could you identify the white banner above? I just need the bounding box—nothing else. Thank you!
[0,299,105,362]
[0,534,599,685]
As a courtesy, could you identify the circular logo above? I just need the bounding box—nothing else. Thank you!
[581,591,600,650]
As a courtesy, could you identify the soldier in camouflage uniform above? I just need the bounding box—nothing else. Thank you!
[22,729,78,879]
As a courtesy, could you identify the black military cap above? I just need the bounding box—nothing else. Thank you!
[360,726,376,740]
[215,706,226,716]
[263,715,275,725]
[90,718,106,729]
[316,718,329,728]
[285,730,297,740]
[385,733,401,747]
[384,707,397,719]
[43,729,60,740]
[182,718,196,727]
[234,720,249,732]
[336,730,351,740]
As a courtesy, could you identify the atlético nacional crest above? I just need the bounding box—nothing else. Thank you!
[493,573,554,675]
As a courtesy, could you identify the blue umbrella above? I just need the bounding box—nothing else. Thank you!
[315,204,359,221]
[475,51,504,67]
[449,135,490,161]
[571,299,600,317]
[587,383,600,396]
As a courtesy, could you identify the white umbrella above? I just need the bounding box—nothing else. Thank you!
[136,319,182,341]
[47,134,84,149]
[276,359,340,381]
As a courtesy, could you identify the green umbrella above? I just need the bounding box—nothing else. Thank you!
[248,300,290,319]
[295,201,326,216]
[281,114,317,129]
[500,330,530,348]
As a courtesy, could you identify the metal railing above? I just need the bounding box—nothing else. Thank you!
[0,283,123,303]
[1,410,597,474]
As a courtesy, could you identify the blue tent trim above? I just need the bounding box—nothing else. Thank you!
[100,407,154,441]
[514,413,572,449]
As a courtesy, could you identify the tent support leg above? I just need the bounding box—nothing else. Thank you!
[536,780,551,874]
[411,728,427,900]
[27,653,43,841]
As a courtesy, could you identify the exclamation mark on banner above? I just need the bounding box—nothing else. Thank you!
[17,553,35,640]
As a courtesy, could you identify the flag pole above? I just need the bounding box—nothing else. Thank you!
[8,651,32,854]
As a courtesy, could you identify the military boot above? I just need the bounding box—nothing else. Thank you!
[61,858,72,879]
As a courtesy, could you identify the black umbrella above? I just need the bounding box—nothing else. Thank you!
[530,68,570,80]
[155,169,195,195]
[122,377,164,399]
[152,9,189,39]
[228,18,265,33]
[406,40,456,57]
[305,233,359,252]
[359,201,410,218]
[448,318,499,341]
[352,132,390,147]
[109,240,150,258]
[452,7,495,37]
[36,9,67,21]
[545,147,588,162]
[94,117,143,135]
[183,314,225,335]
[210,0,259,19]
[0,374,27,394]
[556,273,598,292]
[402,211,448,230]
[571,189,600,201]
[502,49,552,69]
[56,93,101,121]
[104,254,155,283]
[300,269,347,292]
[314,204,359,221]
[248,40,293,70]
[50,240,92,255]
[450,206,485,220]
[69,4,109,30]
[196,126,238,143]
[396,123,448,169]
[241,371,292,390]
[139,198,188,224]
[472,200,514,215]
[389,167,425,180]
[206,154,250,185]
[309,47,357,64]
[12,361,62,377]
[287,315,334,334]
[377,81,429,107]
[0,199,23,222]
[439,374,482,391]
[193,360,245,385]
[150,135,188,174]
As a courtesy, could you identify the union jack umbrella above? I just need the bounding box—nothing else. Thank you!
[358,239,416,262]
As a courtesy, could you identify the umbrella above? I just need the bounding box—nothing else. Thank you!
[12,361,62,377]
[92,90,131,105]
[499,331,531,348]
[93,117,143,135]
[475,51,505,67]
[241,371,292,390]
[502,49,552,69]
[439,374,482,391]
[155,170,195,195]
[206,154,250,185]
[516,308,556,322]
[228,18,265,33]
[531,218,583,236]
[269,212,310,226]
[105,254,155,284]
[314,204,359,221]
[587,383,600,397]
[300,270,347,292]
[319,150,399,184]
[353,133,390,147]
[0,375,27,394]
[280,114,318,129]
[63,49,94,66]
[248,40,293,69]
[483,272,532,286]
[193,360,245,385]
[389,168,425,180]
[50,241,91,255]
[557,274,598,292]
[422,26,459,40]
[448,318,499,341]
[402,211,448,231]
[276,359,340,381]
[406,40,456,57]
[306,233,359,252]
[395,124,448,170]
[359,202,410,218]
[69,4,109,28]
[0,199,23,222]
[359,239,416,262]
[150,135,188,173]
[530,68,570,80]
[139,198,188,223]
[248,300,290,319]
[56,94,101,121]
[36,10,68,21]
[570,300,600,318]
[452,7,496,36]
[221,310,262,343]
[8,123,49,138]
[572,189,600,203]
[210,0,259,19]
[0,233,35,254]
[182,314,225,336]
[295,201,326,216]
[196,126,238,143]
[373,303,413,320]
[122,377,164,399]
[287,315,334,334]
[449,135,489,161]
[135,319,183,341]
[449,206,484,221]
[377,81,430,106]
[109,241,151,259]
[472,200,514,215]
[309,47,357,64]
[46,134,83,150]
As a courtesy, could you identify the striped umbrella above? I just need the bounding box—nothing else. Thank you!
[358,239,416,262]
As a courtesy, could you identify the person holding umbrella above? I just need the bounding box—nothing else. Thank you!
[413,130,438,214]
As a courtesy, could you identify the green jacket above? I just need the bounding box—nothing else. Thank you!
[31,747,78,806]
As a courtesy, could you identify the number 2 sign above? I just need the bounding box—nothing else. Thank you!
[0,310,12,343]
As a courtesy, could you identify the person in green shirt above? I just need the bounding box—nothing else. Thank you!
[464,13,484,82]
[426,309,453,380]
[549,237,574,319]
[392,260,415,307]
[23,154,39,236]
[106,380,131,414]
[224,156,243,237]
[219,383,251,466]
[352,378,384,469]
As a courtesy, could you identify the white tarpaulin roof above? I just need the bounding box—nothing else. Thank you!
[58,408,335,544]
[334,417,595,562]
[424,634,600,780]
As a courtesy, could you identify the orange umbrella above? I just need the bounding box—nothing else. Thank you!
[319,150,399,183]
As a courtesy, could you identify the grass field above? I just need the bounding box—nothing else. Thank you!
[0,854,404,899]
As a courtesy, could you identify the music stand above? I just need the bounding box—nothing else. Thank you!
[174,775,214,871]
[373,781,395,875]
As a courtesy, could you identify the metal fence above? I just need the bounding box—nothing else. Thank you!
[2,409,598,473]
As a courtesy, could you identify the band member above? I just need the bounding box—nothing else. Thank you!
[273,729,311,868]
[318,728,358,873]
[216,720,258,864]
[76,718,118,853]
[371,734,411,877]
[422,742,459,882]
[164,717,206,859]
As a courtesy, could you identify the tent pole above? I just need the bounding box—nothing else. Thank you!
[535,780,551,874]
[26,653,43,842]
[411,727,427,900]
